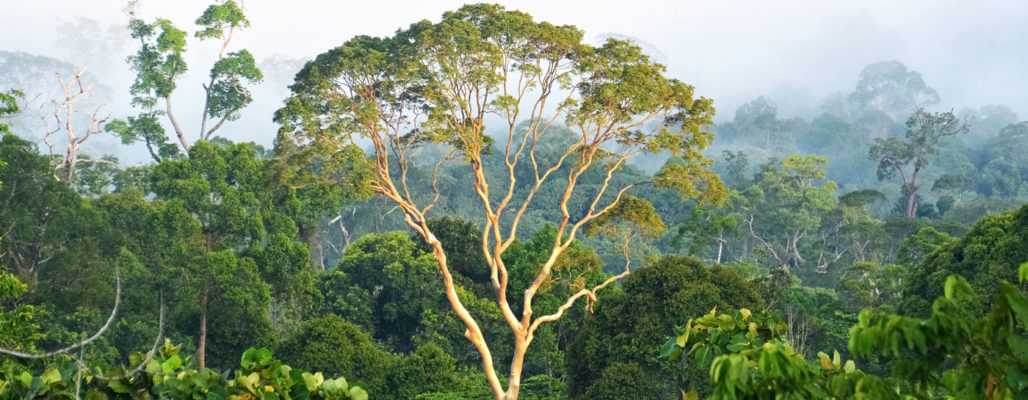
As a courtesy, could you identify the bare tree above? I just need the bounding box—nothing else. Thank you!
[40,69,109,184]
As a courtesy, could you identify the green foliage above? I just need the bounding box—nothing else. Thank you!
[0,89,21,136]
[386,343,459,400]
[105,112,178,161]
[743,155,838,269]
[334,232,442,351]
[195,0,249,40]
[902,204,1028,315]
[126,17,188,107]
[0,134,84,290]
[0,271,44,352]
[666,266,1028,399]
[663,308,886,400]
[116,0,262,154]
[276,315,391,396]
[869,109,968,219]
[0,341,368,399]
[568,256,762,398]
[837,262,905,312]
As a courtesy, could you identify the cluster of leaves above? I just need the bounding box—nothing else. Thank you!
[0,341,367,399]
[662,307,879,399]
[665,264,1028,399]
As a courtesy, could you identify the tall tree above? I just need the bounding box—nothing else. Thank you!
[848,61,940,130]
[149,141,273,369]
[869,109,968,219]
[111,0,262,159]
[745,155,839,270]
[276,5,724,398]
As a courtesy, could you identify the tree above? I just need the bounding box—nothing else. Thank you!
[901,204,1028,316]
[38,70,110,184]
[112,0,262,159]
[666,265,1028,399]
[276,5,724,399]
[276,315,393,396]
[149,141,275,369]
[0,134,82,290]
[568,256,762,398]
[334,232,444,351]
[976,122,1028,198]
[744,155,838,271]
[0,89,19,135]
[0,271,44,352]
[848,61,940,130]
[870,109,968,219]
[0,51,112,139]
[959,104,1018,141]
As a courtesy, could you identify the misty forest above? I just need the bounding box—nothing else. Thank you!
[2,1,1028,399]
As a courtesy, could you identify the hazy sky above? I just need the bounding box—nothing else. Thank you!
[3,0,1027,153]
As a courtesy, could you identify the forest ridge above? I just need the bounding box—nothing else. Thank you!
[1,2,1027,400]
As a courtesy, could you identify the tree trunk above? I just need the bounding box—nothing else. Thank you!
[715,230,725,265]
[197,284,208,369]
[305,224,325,271]
[905,189,918,220]
[506,337,529,400]
[905,169,920,220]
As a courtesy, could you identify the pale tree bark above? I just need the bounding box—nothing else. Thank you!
[197,282,209,369]
[41,69,109,184]
[905,167,921,220]
[350,63,661,399]
[286,19,719,398]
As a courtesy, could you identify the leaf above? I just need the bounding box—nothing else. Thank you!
[817,352,833,370]
[161,355,182,373]
[739,308,752,321]
[106,379,131,394]
[321,377,349,395]
[683,390,700,400]
[1009,335,1028,363]
[41,368,62,385]
[238,372,260,393]
[349,386,368,400]
[302,372,324,392]
[1006,287,1028,325]
[843,360,856,374]
[17,371,32,387]
[677,319,693,347]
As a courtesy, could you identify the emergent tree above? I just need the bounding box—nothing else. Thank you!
[275,5,724,399]
[870,109,968,219]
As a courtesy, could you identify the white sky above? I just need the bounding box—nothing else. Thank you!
[2,0,1027,158]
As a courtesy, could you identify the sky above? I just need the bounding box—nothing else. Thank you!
[2,0,1027,160]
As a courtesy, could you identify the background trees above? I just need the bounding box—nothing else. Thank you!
[870,109,968,219]
[113,0,261,158]
[568,256,762,398]
[2,2,1028,400]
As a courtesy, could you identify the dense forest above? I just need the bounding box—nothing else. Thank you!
[1,2,1027,399]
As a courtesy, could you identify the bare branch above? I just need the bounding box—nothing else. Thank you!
[0,266,121,359]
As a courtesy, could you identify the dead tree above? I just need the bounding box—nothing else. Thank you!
[40,69,109,184]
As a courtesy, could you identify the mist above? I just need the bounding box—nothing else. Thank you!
[2,0,1027,163]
